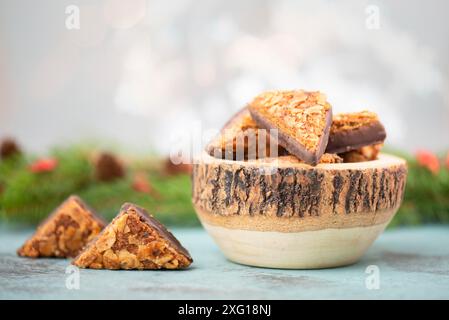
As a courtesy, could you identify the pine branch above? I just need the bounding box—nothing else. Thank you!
[1,145,448,227]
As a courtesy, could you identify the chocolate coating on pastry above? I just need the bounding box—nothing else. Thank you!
[326,111,386,154]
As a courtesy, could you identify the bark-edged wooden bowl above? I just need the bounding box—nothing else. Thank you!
[192,152,407,269]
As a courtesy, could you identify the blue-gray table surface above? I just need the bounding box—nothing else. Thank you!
[0,226,448,299]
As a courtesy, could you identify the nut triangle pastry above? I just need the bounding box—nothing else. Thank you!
[248,90,332,165]
[326,111,386,154]
[206,107,287,160]
[73,203,193,270]
[17,195,105,258]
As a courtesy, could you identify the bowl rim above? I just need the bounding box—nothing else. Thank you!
[195,151,407,171]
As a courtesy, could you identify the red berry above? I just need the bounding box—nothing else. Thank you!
[29,158,58,173]
[416,150,439,174]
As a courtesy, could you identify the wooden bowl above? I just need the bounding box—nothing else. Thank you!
[192,152,407,269]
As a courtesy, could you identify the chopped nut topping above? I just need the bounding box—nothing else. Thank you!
[331,111,379,133]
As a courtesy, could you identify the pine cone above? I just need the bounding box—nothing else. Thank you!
[0,138,21,160]
[95,152,125,182]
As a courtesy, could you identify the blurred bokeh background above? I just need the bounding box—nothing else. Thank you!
[0,0,448,154]
[0,0,448,227]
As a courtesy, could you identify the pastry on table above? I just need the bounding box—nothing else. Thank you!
[17,195,105,258]
[73,203,193,270]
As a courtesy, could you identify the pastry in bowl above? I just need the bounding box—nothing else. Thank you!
[193,152,406,269]
[194,89,407,269]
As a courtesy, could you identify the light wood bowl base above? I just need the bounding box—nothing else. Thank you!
[200,219,389,269]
